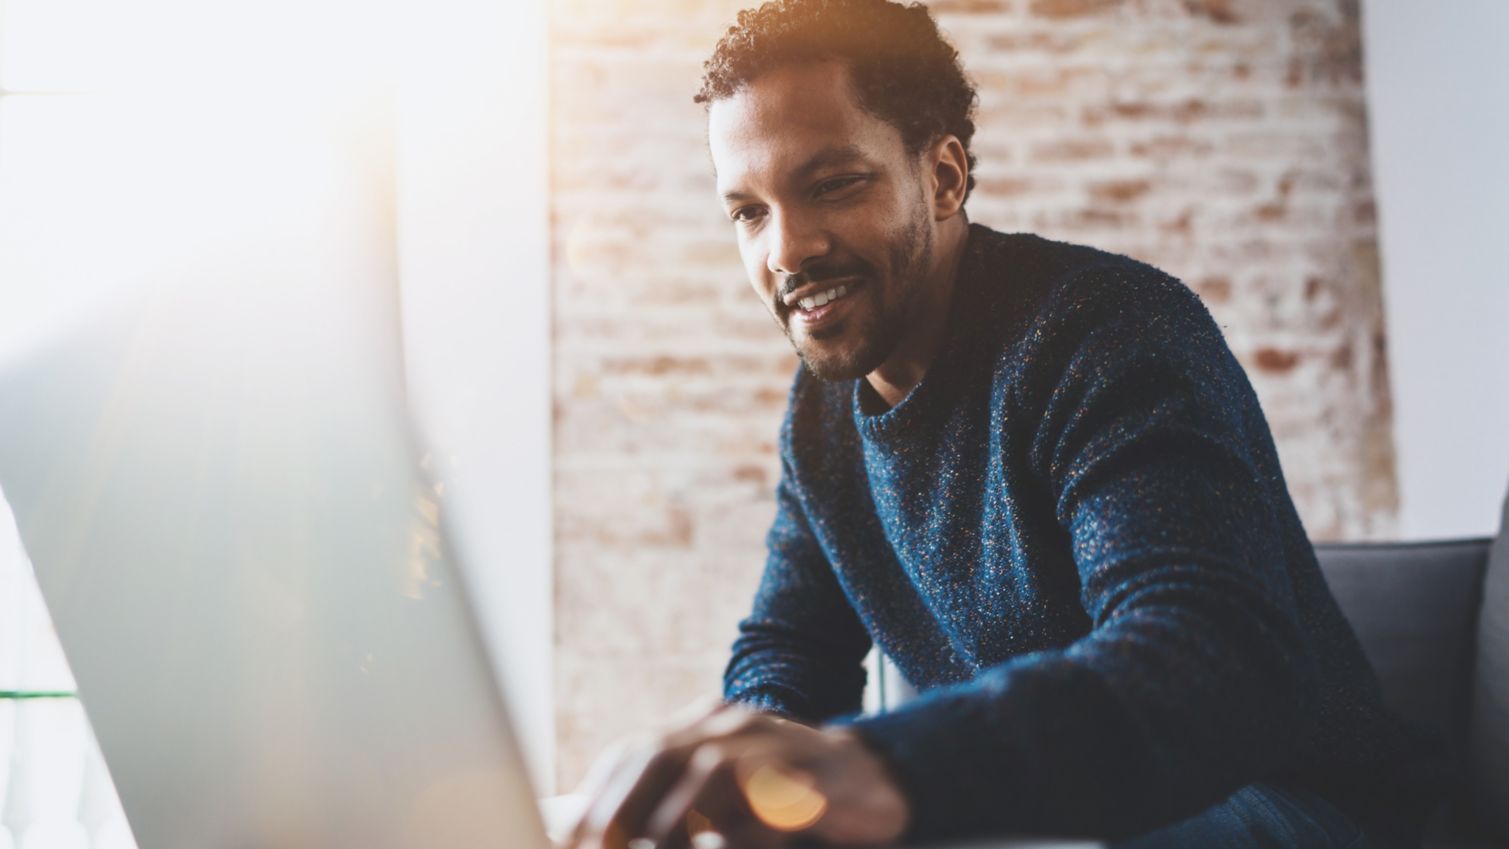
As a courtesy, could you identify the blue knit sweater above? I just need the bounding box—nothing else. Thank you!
[723,224,1448,848]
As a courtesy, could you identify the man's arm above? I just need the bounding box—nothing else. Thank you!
[724,453,874,725]
[831,268,1322,842]
[563,452,898,849]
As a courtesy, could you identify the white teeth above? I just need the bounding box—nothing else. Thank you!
[797,284,851,312]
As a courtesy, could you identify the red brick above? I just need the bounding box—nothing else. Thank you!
[599,355,716,376]
[1254,347,1302,373]
[1252,200,1287,222]
[1195,275,1233,303]
[1082,97,1264,127]
[1028,137,1115,162]
[1028,0,1122,18]
[982,31,1087,54]
[976,176,1059,196]
[930,0,1015,11]
[1088,178,1153,203]
[1128,135,1215,160]
[1330,343,1354,370]
[1182,0,1239,25]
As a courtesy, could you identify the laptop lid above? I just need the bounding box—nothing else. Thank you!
[0,279,549,849]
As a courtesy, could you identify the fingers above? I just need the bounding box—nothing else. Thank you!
[573,739,634,807]
[733,759,830,836]
[643,739,830,849]
[576,740,700,849]
[641,742,746,849]
[567,705,786,849]
[574,694,727,806]
[565,738,640,844]
[712,819,787,849]
[663,703,769,750]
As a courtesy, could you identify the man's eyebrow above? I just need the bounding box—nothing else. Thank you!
[720,145,870,206]
[791,145,868,179]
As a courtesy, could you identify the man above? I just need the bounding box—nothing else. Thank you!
[565,1,1448,848]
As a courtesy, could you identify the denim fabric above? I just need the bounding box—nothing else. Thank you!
[1108,783,1372,849]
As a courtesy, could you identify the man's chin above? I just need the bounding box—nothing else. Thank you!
[792,341,883,382]
[798,358,867,382]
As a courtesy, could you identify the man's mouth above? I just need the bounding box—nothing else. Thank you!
[795,283,851,312]
[782,276,863,313]
[783,278,862,332]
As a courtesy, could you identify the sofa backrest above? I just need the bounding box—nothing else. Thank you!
[1313,539,1491,780]
[1468,487,1509,836]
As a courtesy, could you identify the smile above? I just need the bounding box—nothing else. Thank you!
[787,280,861,333]
[797,283,850,312]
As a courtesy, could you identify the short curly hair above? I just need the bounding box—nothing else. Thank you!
[695,0,979,202]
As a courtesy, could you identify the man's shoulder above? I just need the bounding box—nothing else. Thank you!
[966,224,1229,397]
[969,223,1129,280]
[968,224,1199,318]
[971,224,1219,354]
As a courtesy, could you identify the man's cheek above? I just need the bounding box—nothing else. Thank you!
[740,261,767,300]
[747,277,783,321]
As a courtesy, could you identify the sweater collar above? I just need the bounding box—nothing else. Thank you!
[852,222,998,440]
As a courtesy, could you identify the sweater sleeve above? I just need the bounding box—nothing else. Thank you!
[832,268,1322,842]
[723,453,874,725]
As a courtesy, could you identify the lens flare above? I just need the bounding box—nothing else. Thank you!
[738,763,828,832]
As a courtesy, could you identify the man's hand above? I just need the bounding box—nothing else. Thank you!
[561,698,910,849]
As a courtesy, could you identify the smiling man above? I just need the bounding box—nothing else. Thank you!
[563,2,1447,849]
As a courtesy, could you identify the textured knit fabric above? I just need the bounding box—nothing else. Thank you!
[1108,780,1374,848]
[722,224,1450,849]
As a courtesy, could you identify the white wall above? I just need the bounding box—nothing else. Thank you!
[1363,0,1509,540]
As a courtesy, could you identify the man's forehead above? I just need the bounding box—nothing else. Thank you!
[707,63,899,194]
[711,60,862,128]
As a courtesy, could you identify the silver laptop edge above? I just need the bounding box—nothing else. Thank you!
[0,282,551,849]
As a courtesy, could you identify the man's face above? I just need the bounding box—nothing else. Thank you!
[708,61,936,381]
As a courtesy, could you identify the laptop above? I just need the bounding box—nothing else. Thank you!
[0,280,1102,849]
[0,277,553,849]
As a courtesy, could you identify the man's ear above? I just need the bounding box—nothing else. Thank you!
[927,134,969,221]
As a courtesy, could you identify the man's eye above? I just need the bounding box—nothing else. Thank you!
[815,175,865,197]
[731,207,766,224]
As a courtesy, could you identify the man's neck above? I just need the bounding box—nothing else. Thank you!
[864,217,970,410]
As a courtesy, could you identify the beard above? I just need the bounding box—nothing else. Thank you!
[780,206,935,382]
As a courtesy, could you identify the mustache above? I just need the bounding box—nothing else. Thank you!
[777,261,873,303]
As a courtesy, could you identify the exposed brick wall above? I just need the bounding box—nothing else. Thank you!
[551,0,1395,792]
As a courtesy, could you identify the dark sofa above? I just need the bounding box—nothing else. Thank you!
[1318,527,1507,848]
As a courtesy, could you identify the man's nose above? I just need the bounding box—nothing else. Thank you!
[765,211,830,277]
